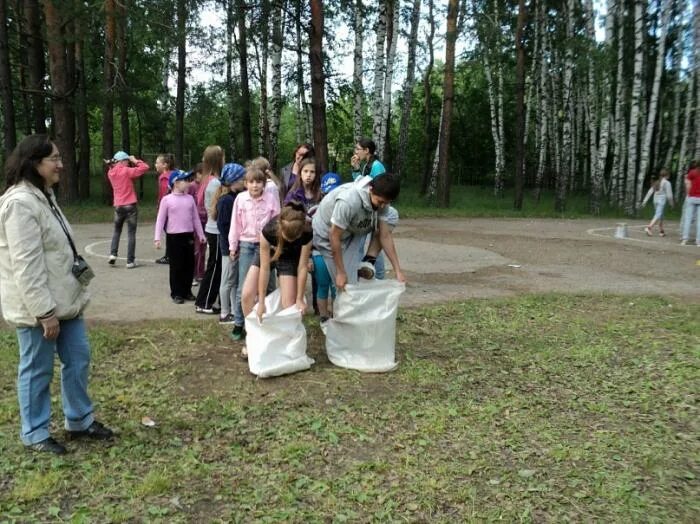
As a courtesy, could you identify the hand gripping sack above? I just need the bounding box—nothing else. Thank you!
[245,289,314,378]
[324,279,405,372]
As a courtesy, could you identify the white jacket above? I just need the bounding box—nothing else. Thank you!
[0,182,90,327]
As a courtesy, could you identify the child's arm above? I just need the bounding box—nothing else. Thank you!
[377,220,406,284]
[664,179,674,206]
[192,200,206,243]
[154,197,168,246]
[296,242,312,313]
[641,186,654,207]
[256,235,272,322]
[126,157,150,179]
[228,198,241,257]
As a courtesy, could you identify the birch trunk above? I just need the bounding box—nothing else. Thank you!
[102,0,116,204]
[676,79,693,199]
[663,46,681,171]
[513,0,527,209]
[237,0,253,159]
[175,0,186,166]
[534,0,548,202]
[694,0,700,159]
[584,0,599,210]
[556,0,575,212]
[295,1,311,142]
[419,0,435,196]
[395,0,421,179]
[624,0,645,215]
[379,0,399,161]
[226,0,236,160]
[371,1,387,151]
[352,0,363,141]
[610,0,626,206]
[636,0,670,208]
[257,0,270,157]
[269,0,283,171]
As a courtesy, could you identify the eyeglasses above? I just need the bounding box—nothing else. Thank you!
[46,155,63,163]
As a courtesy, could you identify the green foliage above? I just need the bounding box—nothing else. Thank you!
[0,296,697,520]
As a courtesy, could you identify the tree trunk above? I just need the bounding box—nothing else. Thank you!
[379,0,399,162]
[694,0,700,160]
[237,0,252,159]
[75,4,90,199]
[117,0,130,154]
[226,0,237,160]
[102,0,116,204]
[0,0,16,155]
[371,1,387,152]
[23,0,46,134]
[268,0,283,172]
[534,0,548,202]
[610,0,626,206]
[395,0,421,179]
[352,0,363,141]
[295,0,311,142]
[624,0,645,215]
[256,0,270,157]
[663,46,681,171]
[556,0,575,213]
[42,0,77,202]
[513,0,527,210]
[419,0,435,196]
[309,0,328,172]
[636,0,670,209]
[435,0,458,207]
[175,0,186,166]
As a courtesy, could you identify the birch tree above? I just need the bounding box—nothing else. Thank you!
[636,0,671,208]
[534,0,549,201]
[352,0,363,141]
[610,0,626,206]
[624,0,645,215]
[420,0,436,195]
[175,0,186,166]
[379,0,399,161]
[268,0,283,171]
[371,1,387,154]
[513,0,527,209]
[395,0,421,178]
[294,0,311,142]
[556,0,575,212]
[237,0,253,159]
[102,0,116,203]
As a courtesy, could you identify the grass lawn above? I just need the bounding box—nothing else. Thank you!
[0,295,697,522]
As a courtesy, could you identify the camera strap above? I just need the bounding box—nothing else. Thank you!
[45,195,81,263]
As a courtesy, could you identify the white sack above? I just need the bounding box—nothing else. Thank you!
[325,279,405,372]
[245,289,314,378]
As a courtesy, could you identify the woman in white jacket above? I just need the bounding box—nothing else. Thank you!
[642,168,674,237]
[0,135,113,454]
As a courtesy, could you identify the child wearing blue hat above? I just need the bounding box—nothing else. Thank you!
[213,163,247,323]
[154,170,206,304]
[312,173,342,321]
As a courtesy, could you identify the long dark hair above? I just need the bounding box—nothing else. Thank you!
[288,157,321,203]
[4,134,54,193]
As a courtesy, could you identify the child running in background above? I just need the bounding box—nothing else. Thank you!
[228,167,281,341]
[195,146,224,314]
[642,168,674,236]
[239,201,313,358]
[154,170,206,304]
[155,153,176,264]
[312,172,341,322]
[284,157,321,212]
[213,163,247,324]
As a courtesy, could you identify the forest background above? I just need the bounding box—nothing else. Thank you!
[0,0,698,215]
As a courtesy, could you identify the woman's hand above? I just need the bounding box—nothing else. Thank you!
[39,314,60,341]
[256,302,266,323]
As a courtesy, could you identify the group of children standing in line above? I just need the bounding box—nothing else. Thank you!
[145,142,349,358]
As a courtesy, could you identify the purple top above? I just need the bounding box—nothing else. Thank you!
[154,192,205,242]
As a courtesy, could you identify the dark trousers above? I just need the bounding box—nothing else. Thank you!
[110,204,138,263]
[167,233,195,299]
[195,232,221,309]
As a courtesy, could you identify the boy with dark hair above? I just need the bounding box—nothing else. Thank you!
[312,173,406,291]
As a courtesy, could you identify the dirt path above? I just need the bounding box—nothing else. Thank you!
[69,217,698,322]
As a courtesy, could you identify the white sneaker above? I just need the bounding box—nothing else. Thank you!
[108,255,117,266]
[126,262,136,269]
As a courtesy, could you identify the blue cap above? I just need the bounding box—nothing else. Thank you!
[112,151,129,162]
[221,163,246,186]
[321,172,341,194]
[169,169,191,188]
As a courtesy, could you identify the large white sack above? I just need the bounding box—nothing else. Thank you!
[245,289,314,378]
[325,279,405,372]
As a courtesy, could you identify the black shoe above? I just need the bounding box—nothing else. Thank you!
[66,420,114,441]
[26,436,67,455]
[155,256,169,264]
[184,293,196,301]
[172,296,185,304]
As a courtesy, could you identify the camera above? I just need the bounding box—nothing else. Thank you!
[72,256,95,286]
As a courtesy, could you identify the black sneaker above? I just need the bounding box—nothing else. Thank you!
[230,324,245,341]
[184,293,196,301]
[26,436,67,455]
[219,314,235,324]
[66,420,114,441]
[172,296,185,304]
[155,256,169,264]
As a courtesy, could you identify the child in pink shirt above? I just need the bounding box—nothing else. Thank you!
[228,167,280,339]
[154,170,206,304]
[107,151,150,268]
[155,153,176,264]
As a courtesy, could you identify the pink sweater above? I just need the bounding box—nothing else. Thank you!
[228,190,280,252]
[108,160,150,206]
[154,192,205,242]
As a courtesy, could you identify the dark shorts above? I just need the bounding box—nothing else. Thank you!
[252,253,296,277]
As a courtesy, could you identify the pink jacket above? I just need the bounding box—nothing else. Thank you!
[108,160,150,206]
[228,190,280,252]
